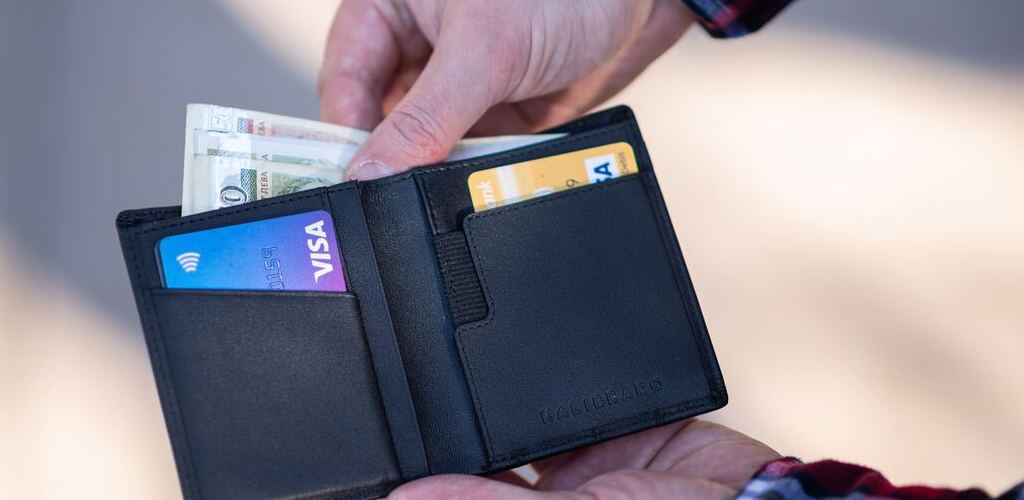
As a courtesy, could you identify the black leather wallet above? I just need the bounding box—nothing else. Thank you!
[116,106,726,499]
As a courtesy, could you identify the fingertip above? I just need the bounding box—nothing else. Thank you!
[346,159,398,181]
[343,103,460,177]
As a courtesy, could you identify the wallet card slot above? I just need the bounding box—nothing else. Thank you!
[146,289,400,499]
[454,173,726,466]
[415,119,639,235]
[357,176,487,473]
[119,188,334,290]
[327,184,429,479]
[120,185,427,496]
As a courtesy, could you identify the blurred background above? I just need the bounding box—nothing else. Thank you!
[1,0,1021,497]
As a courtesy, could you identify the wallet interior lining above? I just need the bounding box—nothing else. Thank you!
[119,187,423,497]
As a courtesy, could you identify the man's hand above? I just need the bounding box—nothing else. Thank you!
[319,0,694,180]
[387,420,780,499]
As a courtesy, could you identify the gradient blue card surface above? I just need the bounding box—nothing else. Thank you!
[158,210,346,292]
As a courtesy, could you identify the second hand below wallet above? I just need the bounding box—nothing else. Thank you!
[116,106,727,500]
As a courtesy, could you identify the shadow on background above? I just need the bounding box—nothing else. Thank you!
[0,0,317,326]
[783,0,1022,71]
[0,0,1020,329]
[1,0,1021,497]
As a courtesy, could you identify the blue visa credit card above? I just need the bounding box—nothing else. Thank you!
[157,210,347,292]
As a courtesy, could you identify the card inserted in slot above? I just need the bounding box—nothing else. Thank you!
[156,209,347,292]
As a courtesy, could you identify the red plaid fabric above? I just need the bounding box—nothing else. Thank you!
[681,0,793,38]
[738,458,1024,500]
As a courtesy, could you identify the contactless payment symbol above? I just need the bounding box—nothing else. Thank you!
[157,210,346,292]
[176,252,201,273]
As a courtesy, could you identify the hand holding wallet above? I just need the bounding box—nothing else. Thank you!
[116,106,727,499]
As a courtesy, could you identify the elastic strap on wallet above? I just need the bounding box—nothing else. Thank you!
[434,231,488,326]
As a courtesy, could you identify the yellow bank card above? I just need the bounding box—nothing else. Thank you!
[467,142,637,212]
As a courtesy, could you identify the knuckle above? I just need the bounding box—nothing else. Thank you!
[384,102,447,162]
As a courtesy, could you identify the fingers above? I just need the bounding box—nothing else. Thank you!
[318,0,406,129]
[655,421,781,491]
[574,468,738,499]
[530,450,580,476]
[470,0,695,136]
[535,420,697,491]
[387,468,738,500]
[387,474,543,500]
[345,6,519,180]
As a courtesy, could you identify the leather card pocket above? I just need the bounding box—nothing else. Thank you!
[147,289,400,499]
[454,173,725,466]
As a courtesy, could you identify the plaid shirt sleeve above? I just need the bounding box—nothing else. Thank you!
[681,0,793,38]
[738,457,1024,500]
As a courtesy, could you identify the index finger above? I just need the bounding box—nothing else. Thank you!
[318,0,402,129]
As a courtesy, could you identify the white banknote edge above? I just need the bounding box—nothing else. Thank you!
[182,104,569,215]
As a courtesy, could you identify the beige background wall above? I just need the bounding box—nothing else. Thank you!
[1,1,1021,497]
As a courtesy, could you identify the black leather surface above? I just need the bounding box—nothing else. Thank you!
[416,121,637,235]
[457,174,724,464]
[116,105,727,499]
[359,176,487,474]
[150,290,399,499]
[328,186,428,478]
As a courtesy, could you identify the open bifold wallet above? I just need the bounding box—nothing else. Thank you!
[116,106,726,499]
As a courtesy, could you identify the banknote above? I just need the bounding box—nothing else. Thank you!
[194,130,360,168]
[183,104,368,215]
[182,104,566,215]
[185,103,369,145]
[185,156,347,215]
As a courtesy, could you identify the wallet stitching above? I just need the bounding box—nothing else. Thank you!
[362,111,629,193]
[491,395,718,465]
[639,170,719,396]
[458,167,724,462]
[420,124,627,177]
[618,109,724,395]
[129,228,403,498]
[126,230,201,496]
[128,188,394,498]
[463,173,638,227]
[622,118,721,396]
[328,189,431,479]
[458,175,699,462]
[627,110,723,398]
[419,124,629,235]
[460,175,638,336]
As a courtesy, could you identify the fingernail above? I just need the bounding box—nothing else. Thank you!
[347,159,395,181]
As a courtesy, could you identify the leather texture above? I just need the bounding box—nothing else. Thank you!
[457,173,723,465]
[150,290,399,499]
[116,106,726,499]
[360,175,487,474]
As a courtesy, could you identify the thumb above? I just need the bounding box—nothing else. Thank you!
[345,25,507,180]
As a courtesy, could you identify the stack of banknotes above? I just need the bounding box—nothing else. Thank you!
[182,104,563,216]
